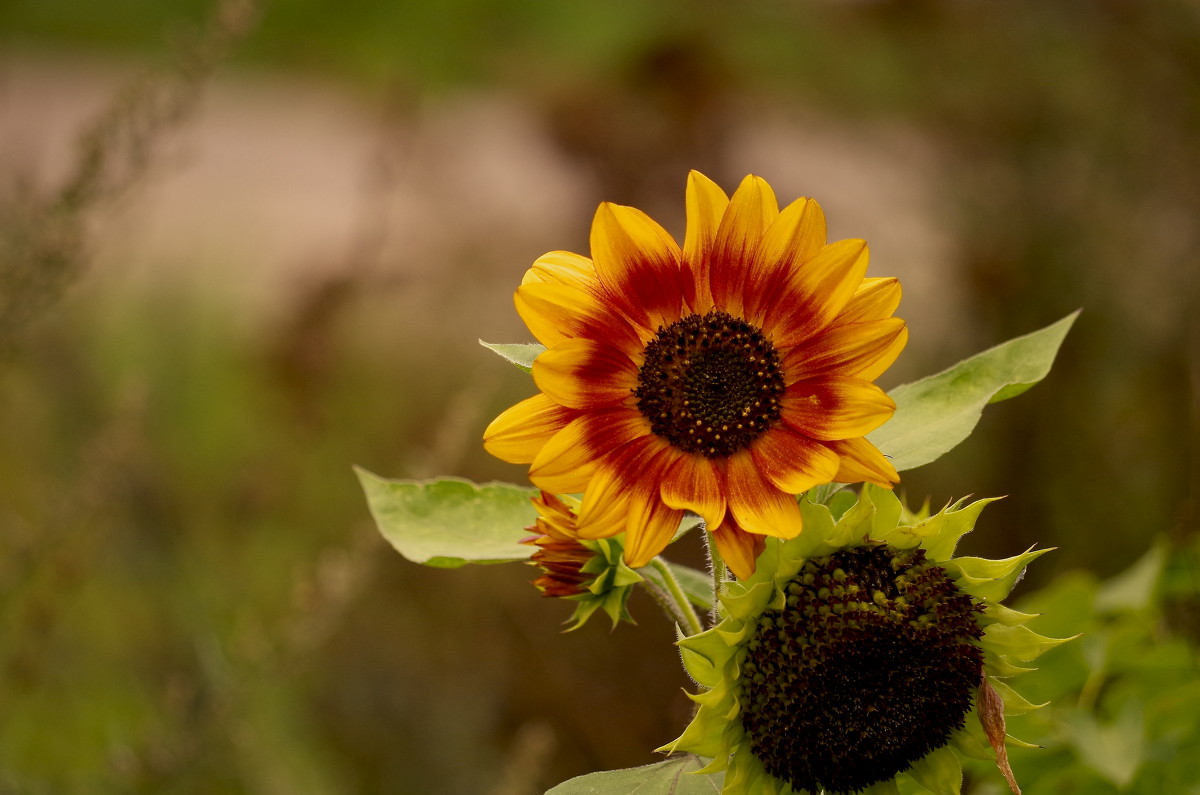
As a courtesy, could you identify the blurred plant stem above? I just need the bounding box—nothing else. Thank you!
[0,0,260,347]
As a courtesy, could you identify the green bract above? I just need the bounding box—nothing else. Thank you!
[558,534,644,630]
[660,486,1071,795]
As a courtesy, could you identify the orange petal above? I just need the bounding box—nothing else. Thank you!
[853,322,908,382]
[767,239,870,347]
[781,378,896,441]
[781,317,908,383]
[840,276,902,323]
[829,436,899,486]
[590,202,687,332]
[750,425,840,494]
[529,409,646,494]
[573,455,634,540]
[660,452,727,528]
[515,282,602,347]
[682,171,729,313]
[483,393,574,464]
[742,195,827,325]
[726,449,803,539]
[575,433,670,542]
[532,338,638,410]
[530,490,581,541]
[710,515,766,580]
[623,491,685,569]
[709,175,779,316]
[612,439,684,567]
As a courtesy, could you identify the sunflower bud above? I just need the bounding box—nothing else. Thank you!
[521,491,644,629]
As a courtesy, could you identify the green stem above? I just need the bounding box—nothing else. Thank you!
[648,557,704,637]
[640,579,690,631]
[704,526,727,623]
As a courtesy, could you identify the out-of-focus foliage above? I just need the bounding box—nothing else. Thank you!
[960,540,1200,794]
[1,0,1197,792]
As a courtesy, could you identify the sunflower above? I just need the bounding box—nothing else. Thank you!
[522,490,645,629]
[660,485,1068,795]
[484,172,907,577]
[522,491,597,599]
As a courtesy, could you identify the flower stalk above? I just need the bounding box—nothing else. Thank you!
[647,557,705,637]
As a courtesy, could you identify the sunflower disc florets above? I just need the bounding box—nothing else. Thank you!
[662,485,1072,795]
[740,544,985,794]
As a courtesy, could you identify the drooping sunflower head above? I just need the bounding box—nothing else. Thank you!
[484,172,908,576]
[522,491,598,599]
[662,485,1069,795]
[521,491,645,629]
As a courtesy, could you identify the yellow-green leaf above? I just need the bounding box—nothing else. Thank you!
[869,312,1078,472]
[356,468,536,567]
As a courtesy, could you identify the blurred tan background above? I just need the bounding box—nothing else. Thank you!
[1,0,1197,791]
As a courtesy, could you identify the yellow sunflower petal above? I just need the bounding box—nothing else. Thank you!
[515,282,597,347]
[710,175,779,316]
[532,338,638,410]
[521,250,596,288]
[769,238,871,347]
[660,452,727,528]
[743,196,827,325]
[781,377,896,441]
[710,514,766,581]
[853,322,908,382]
[841,276,902,323]
[623,490,685,569]
[750,425,841,494]
[726,449,803,539]
[683,170,729,313]
[574,433,671,542]
[573,458,633,540]
[590,202,687,332]
[529,409,646,494]
[828,436,899,486]
[482,393,573,464]
[780,317,908,383]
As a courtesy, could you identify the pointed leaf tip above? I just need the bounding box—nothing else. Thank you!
[869,311,1078,472]
[545,754,724,793]
[479,340,545,373]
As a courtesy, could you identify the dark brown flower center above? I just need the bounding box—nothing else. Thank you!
[739,544,985,794]
[634,311,784,458]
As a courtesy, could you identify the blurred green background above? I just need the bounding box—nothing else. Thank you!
[1,0,1197,792]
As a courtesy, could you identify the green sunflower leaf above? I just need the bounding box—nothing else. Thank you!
[904,747,963,794]
[546,754,724,794]
[869,311,1079,472]
[355,468,536,567]
[1094,539,1166,615]
[1063,700,1146,789]
[479,340,544,373]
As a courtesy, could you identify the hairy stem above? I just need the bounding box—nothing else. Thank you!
[704,526,727,624]
[648,557,704,637]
